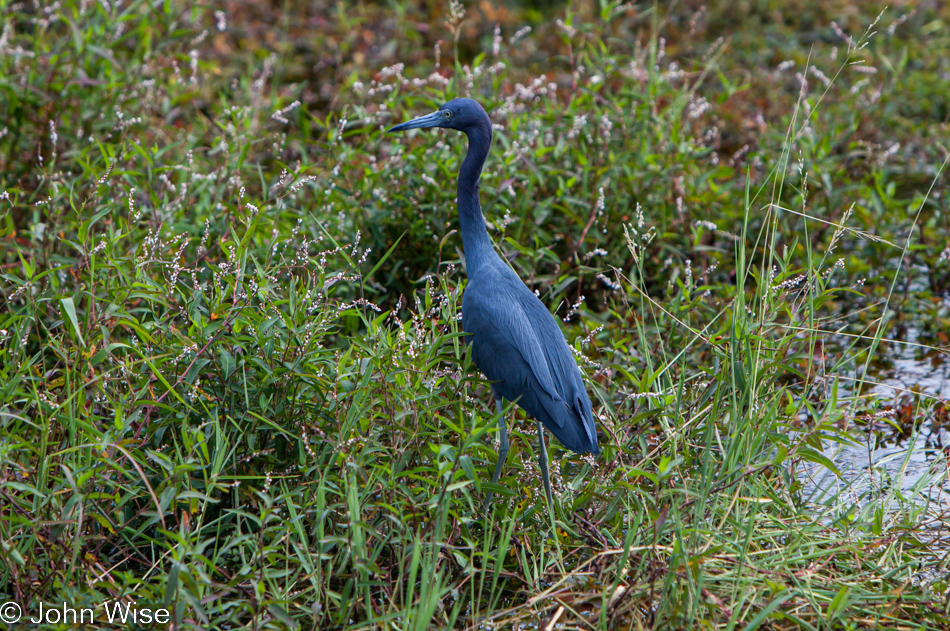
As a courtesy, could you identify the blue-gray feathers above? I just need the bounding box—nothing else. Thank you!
[463,265,600,454]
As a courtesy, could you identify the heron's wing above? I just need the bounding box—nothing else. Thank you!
[464,277,583,426]
[520,294,596,428]
[464,275,599,453]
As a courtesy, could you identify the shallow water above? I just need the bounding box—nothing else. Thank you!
[802,321,950,511]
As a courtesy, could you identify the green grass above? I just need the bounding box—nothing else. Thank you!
[1,0,949,629]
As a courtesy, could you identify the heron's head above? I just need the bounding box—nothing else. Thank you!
[387,98,490,135]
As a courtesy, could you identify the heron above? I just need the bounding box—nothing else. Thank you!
[388,98,599,506]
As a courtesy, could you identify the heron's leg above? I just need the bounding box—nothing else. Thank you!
[490,396,509,485]
[537,420,553,506]
[484,394,509,509]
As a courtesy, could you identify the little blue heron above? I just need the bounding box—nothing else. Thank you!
[388,98,599,505]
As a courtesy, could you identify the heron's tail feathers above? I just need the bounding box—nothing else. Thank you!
[519,388,600,455]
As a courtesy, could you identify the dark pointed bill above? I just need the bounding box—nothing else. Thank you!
[387,110,442,133]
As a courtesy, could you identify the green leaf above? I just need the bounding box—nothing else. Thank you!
[18,249,34,279]
[827,585,849,621]
[365,232,405,279]
[797,447,843,478]
[218,348,235,378]
[61,297,84,346]
[445,480,473,492]
[459,456,478,489]
[481,482,517,497]
[772,445,788,465]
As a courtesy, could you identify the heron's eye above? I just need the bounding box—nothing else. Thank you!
[443,110,451,118]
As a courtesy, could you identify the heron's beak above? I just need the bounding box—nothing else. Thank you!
[387,110,442,133]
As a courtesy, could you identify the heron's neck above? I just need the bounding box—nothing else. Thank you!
[457,123,494,273]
